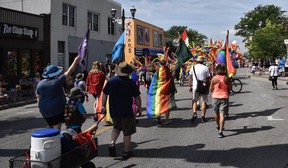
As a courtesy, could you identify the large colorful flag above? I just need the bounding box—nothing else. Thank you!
[175,38,192,71]
[146,66,176,118]
[181,27,189,46]
[112,31,125,64]
[225,30,236,77]
[78,29,90,66]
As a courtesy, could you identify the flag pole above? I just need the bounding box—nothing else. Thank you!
[86,24,91,71]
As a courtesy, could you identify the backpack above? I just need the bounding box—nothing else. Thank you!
[64,101,79,123]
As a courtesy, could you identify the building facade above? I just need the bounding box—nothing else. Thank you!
[0,0,122,72]
[0,7,49,87]
[124,18,164,64]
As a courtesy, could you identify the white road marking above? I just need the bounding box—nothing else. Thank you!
[267,116,284,121]
[17,111,34,115]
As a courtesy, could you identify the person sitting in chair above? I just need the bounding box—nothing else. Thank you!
[19,74,35,96]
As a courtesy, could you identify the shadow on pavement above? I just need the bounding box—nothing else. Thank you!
[96,142,288,167]
[0,117,46,139]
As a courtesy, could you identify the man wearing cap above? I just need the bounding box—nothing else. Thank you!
[36,56,81,130]
[189,56,211,123]
[101,61,142,160]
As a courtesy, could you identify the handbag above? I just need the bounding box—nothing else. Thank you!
[193,66,209,94]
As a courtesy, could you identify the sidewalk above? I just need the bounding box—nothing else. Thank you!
[0,96,37,111]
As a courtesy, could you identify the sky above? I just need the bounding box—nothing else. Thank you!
[114,0,288,53]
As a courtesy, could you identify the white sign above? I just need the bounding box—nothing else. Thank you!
[284,39,288,44]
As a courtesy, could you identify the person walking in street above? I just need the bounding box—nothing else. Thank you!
[36,56,81,130]
[210,64,231,138]
[86,61,106,102]
[101,61,142,160]
[189,56,211,123]
[146,59,177,125]
[65,87,87,134]
[269,60,279,90]
[74,73,88,103]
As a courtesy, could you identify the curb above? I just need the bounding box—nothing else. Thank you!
[0,99,37,111]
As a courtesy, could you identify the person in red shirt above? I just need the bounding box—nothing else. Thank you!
[86,61,106,101]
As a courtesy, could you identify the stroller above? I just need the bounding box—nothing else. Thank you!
[9,113,106,168]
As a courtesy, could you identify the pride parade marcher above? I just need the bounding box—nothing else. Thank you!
[36,56,81,130]
[101,61,142,160]
[189,56,211,123]
[146,59,177,125]
[210,64,231,138]
[86,61,106,101]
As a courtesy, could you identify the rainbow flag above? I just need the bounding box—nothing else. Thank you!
[146,66,176,118]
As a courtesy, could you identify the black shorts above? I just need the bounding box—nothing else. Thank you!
[44,113,64,127]
[112,118,136,136]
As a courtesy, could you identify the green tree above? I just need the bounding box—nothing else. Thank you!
[234,5,287,41]
[164,26,207,46]
[249,21,286,59]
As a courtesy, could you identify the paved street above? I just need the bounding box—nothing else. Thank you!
[1,68,288,168]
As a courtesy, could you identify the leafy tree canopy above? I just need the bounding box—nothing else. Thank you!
[164,25,207,46]
[234,5,287,42]
[249,21,287,59]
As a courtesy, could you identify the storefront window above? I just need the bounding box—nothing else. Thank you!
[21,49,31,76]
[33,50,42,73]
[7,49,18,77]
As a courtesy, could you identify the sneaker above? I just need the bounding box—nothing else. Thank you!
[276,87,279,90]
[201,117,206,123]
[218,132,224,138]
[191,113,197,122]
[122,151,133,160]
[108,145,116,157]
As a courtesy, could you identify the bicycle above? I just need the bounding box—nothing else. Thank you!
[230,76,242,93]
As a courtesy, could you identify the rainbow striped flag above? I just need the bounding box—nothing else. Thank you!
[146,66,176,118]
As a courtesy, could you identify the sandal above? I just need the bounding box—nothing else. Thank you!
[122,151,133,160]
[108,145,116,157]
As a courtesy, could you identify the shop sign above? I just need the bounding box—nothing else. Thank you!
[135,48,144,56]
[0,22,38,40]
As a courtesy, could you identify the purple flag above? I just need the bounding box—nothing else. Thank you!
[78,29,90,66]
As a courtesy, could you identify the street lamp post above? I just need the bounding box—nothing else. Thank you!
[111,6,136,33]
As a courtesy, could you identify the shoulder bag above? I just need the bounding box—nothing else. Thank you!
[193,66,209,94]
